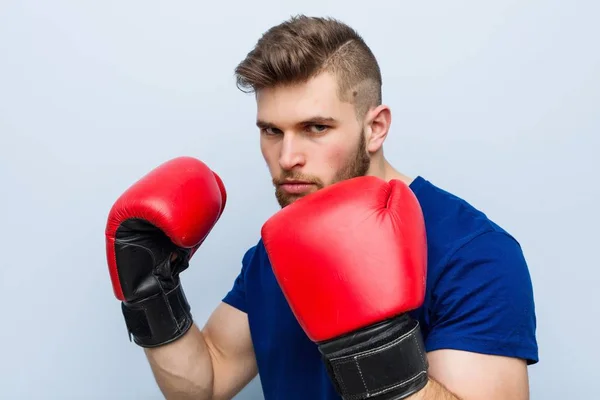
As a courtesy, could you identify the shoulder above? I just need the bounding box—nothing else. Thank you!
[241,241,262,266]
[410,177,538,364]
[436,229,534,321]
[221,240,265,313]
[409,176,522,273]
[236,240,269,280]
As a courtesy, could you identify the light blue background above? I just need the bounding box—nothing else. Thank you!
[1,1,598,399]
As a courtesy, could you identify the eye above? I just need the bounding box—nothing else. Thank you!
[307,124,329,134]
[261,127,282,136]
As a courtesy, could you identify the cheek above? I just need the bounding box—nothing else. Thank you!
[320,141,355,179]
[325,145,347,166]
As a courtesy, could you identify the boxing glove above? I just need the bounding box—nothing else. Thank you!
[262,176,428,400]
[105,156,226,347]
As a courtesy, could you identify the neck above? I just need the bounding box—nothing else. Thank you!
[368,155,414,186]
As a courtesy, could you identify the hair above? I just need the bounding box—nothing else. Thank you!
[234,15,382,119]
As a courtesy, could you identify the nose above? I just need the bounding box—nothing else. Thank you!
[278,133,306,171]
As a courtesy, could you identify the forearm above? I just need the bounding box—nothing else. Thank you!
[145,323,214,400]
[409,378,461,400]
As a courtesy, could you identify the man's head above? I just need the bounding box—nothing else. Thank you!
[235,15,392,207]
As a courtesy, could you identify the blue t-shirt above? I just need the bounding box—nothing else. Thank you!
[222,176,538,399]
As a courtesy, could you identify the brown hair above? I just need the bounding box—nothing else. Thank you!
[235,15,382,119]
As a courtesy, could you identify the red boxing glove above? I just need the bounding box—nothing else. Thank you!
[105,156,226,347]
[262,176,429,399]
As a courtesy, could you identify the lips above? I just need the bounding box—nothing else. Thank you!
[279,181,315,194]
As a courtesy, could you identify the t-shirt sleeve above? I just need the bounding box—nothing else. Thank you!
[221,245,257,314]
[425,231,539,365]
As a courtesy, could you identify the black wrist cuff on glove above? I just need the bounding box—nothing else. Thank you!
[318,314,429,400]
[121,283,192,348]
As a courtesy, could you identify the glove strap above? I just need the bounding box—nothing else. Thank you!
[121,283,192,348]
[318,314,429,400]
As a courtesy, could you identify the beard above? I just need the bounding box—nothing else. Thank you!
[273,133,371,208]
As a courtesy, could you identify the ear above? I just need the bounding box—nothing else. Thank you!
[365,104,391,153]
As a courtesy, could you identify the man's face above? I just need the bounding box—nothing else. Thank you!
[256,72,370,208]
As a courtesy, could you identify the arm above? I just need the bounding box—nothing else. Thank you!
[404,350,529,400]
[104,158,255,399]
[409,231,537,399]
[408,378,460,400]
[145,302,257,400]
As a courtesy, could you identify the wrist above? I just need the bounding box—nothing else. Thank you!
[121,282,193,348]
[317,314,429,400]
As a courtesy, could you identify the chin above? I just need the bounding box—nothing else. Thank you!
[276,192,312,208]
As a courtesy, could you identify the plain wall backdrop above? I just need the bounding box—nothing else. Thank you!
[1,0,598,398]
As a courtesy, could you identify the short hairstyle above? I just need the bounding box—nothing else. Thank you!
[234,15,382,119]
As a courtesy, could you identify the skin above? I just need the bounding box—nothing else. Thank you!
[254,70,531,399]
[145,70,530,400]
[256,72,373,207]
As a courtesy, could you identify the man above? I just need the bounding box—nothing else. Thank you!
[105,15,537,400]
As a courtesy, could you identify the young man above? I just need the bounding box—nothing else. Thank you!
[105,15,537,400]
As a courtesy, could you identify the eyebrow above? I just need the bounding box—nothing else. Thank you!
[256,116,338,129]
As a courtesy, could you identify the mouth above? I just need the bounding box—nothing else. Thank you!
[278,181,316,194]
[281,180,312,185]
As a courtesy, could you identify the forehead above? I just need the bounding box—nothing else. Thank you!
[256,72,355,125]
